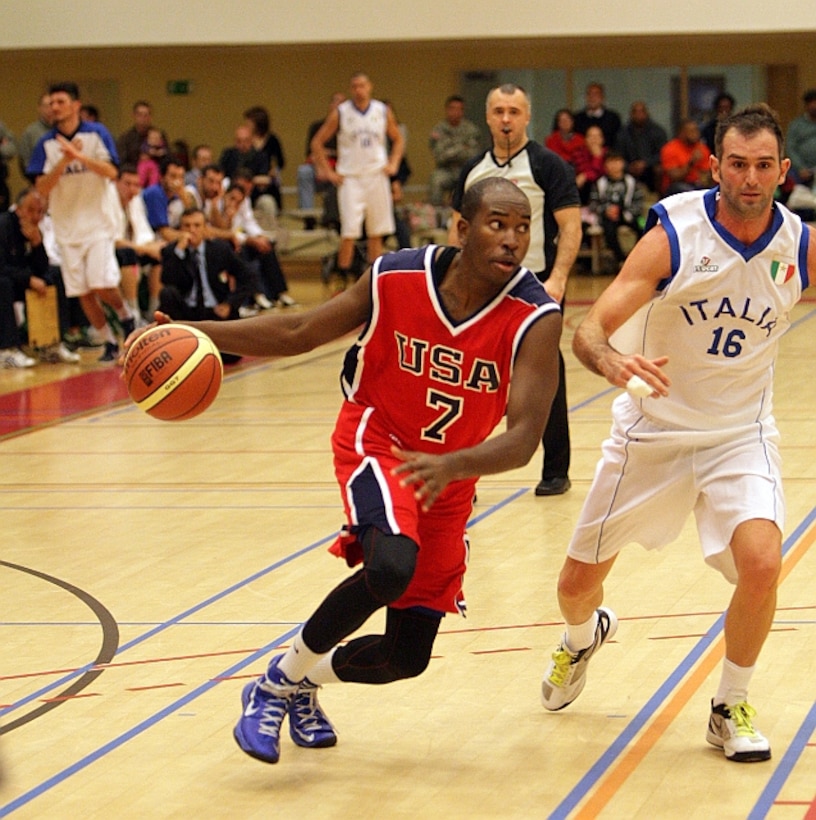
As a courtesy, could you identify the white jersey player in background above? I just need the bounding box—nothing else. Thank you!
[540,103,816,763]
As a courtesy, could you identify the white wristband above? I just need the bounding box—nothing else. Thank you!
[626,375,652,398]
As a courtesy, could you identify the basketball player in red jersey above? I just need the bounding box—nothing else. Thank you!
[125,177,563,764]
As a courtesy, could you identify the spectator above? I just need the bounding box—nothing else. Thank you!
[615,100,668,193]
[449,82,582,497]
[117,100,168,167]
[296,92,344,229]
[701,92,735,151]
[222,182,296,309]
[545,109,586,165]
[28,81,135,362]
[573,82,622,148]
[427,95,482,206]
[572,124,607,204]
[137,127,168,188]
[243,105,285,211]
[142,154,194,243]
[785,88,816,186]
[219,124,267,184]
[18,93,52,179]
[589,151,644,267]
[0,189,79,365]
[112,164,165,323]
[310,72,404,290]
[660,118,712,196]
[0,118,18,212]
[158,206,254,364]
[185,143,213,188]
[80,104,100,123]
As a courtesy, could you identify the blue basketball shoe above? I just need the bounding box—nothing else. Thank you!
[233,655,298,764]
[288,679,338,748]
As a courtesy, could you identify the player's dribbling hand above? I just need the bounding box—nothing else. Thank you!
[391,445,456,511]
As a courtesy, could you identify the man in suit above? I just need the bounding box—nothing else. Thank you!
[158,208,253,363]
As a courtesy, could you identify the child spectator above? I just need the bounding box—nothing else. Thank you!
[137,127,167,188]
[589,151,644,267]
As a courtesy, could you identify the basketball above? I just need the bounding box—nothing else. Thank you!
[124,324,223,421]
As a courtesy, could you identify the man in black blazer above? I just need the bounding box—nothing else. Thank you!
[159,207,253,322]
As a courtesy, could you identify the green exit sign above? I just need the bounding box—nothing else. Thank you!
[166,80,193,95]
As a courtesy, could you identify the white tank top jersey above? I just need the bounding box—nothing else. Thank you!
[335,99,389,177]
[611,188,810,431]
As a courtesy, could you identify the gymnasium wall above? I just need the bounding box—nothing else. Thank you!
[3,24,816,201]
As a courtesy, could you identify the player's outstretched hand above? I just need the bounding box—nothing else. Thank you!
[391,445,457,511]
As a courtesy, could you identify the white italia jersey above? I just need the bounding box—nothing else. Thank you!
[336,99,389,177]
[27,121,119,245]
[613,188,809,430]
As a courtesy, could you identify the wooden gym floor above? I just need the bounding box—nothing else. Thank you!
[1,269,815,819]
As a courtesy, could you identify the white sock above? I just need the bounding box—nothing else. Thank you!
[276,629,329,683]
[116,306,134,321]
[305,648,341,685]
[95,324,116,344]
[714,658,754,706]
[564,611,599,653]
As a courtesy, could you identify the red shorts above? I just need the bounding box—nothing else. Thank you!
[330,403,473,614]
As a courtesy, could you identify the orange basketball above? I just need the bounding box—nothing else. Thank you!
[124,324,223,421]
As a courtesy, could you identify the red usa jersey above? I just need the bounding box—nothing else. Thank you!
[338,245,560,453]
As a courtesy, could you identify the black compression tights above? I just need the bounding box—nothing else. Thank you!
[331,606,442,684]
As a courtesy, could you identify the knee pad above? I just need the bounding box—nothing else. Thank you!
[361,528,418,604]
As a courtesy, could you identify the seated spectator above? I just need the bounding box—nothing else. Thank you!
[0,189,79,365]
[296,92,344,228]
[785,89,816,186]
[701,92,735,151]
[659,118,712,196]
[573,82,622,147]
[222,183,297,308]
[185,143,213,187]
[142,154,194,243]
[158,207,254,362]
[137,127,168,188]
[220,125,276,232]
[589,151,644,267]
[545,109,586,165]
[572,124,607,204]
[427,95,481,206]
[614,100,668,193]
[243,105,285,212]
[112,164,165,323]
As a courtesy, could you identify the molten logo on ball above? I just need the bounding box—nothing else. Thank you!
[124,324,223,421]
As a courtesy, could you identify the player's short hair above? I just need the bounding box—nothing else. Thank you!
[460,177,528,222]
[714,103,784,160]
[48,81,80,100]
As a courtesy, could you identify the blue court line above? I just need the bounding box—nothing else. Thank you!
[0,536,332,721]
[0,625,302,818]
[547,506,816,820]
[749,700,816,819]
[0,488,527,815]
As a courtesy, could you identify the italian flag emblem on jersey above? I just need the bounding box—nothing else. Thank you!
[770,260,795,283]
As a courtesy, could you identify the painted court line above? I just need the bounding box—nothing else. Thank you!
[0,489,528,815]
[548,507,816,819]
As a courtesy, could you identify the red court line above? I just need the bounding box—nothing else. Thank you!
[0,368,129,439]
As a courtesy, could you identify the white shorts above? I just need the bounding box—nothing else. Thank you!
[338,173,395,239]
[59,238,121,297]
[568,394,785,583]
